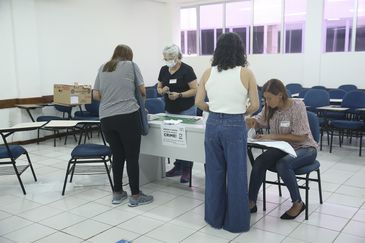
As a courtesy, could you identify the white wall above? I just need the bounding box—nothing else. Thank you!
[179,0,365,89]
[0,0,172,141]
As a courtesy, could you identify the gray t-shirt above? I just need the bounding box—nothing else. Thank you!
[93,61,144,119]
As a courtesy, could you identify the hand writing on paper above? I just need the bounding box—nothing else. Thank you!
[256,134,277,140]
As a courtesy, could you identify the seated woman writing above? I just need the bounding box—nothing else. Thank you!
[246,79,318,220]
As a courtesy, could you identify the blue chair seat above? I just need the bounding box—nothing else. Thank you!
[330,120,364,129]
[294,160,320,175]
[74,111,93,117]
[0,145,26,159]
[73,116,99,121]
[36,116,64,122]
[71,144,111,158]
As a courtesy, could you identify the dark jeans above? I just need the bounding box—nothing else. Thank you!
[101,111,141,195]
[204,112,250,233]
[249,147,317,203]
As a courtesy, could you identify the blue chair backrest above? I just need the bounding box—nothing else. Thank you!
[286,83,302,94]
[341,90,365,109]
[338,84,357,92]
[298,88,308,98]
[85,100,100,116]
[329,89,346,99]
[311,85,327,90]
[145,98,165,114]
[307,111,320,143]
[303,89,330,108]
[286,89,292,97]
[146,87,158,98]
[55,105,72,118]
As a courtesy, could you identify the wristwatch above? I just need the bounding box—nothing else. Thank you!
[178,93,183,98]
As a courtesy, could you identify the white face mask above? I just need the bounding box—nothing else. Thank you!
[166,60,176,68]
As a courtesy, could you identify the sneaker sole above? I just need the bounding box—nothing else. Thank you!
[112,196,128,205]
[128,199,153,207]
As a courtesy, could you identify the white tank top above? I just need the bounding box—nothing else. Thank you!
[205,66,248,114]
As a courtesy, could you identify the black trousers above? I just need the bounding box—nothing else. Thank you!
[101,111,141,195]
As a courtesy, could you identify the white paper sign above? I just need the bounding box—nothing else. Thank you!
[70,95,79,104]
[161,124,186,148]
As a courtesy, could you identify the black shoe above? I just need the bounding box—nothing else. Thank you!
[280,203,306,220]
[250,205,257,213]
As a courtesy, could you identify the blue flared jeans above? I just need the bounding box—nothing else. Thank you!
[204,112,250,233]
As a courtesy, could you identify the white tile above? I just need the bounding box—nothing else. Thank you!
[70,189,110,201]
[87,227,139,243]
[92,208,138,226]
[69,202,111,218]
[280,237,309,243]
[143,204,188,222]
[315,203,358,219]
[0,216,33,235]
[321,169,354,184]
[146,223,197,243]
[334,233,365,243]
[118,215,164,234]
[342,220,365,238]
[133,235,165,243]
[47,196,89,210]
[39,212,86,230]
[198,225,240,240]
[20,205,64,222]
[62,219,111,240]
[289,223,338,243]
[0,210,11,221]
[34,231,82,243]
[4,223,56,243]
[170,211,207,230]
[253,215,300,235]
[162,196,203,212]
[326,193,365,208]
[353,209,365,223]
[0,237,16,243]
[0,198,42,214]
[182,231,230,243]
[305,212,349,231]
[232,228,285,243]
[335,185,365,199]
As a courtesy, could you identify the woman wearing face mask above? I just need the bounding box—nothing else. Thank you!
[157,44,198,183]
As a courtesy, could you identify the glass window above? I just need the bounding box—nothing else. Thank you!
[323,0,355,52]
[226,1,252,53]
[356,0,365,51]
[200,4,224,55]
[253,0,282,54]
[284,0,306,53]
[180,8,197,55]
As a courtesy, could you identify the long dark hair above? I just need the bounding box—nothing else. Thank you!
[103,44,133,72]
[211,32,248,72]
[262,79,289,122]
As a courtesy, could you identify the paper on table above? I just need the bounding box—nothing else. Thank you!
[248,138,297,158]
[163,119,182,125]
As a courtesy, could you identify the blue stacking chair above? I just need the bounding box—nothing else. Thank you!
[260,112,323,220]
[286,83,303,96]
[146,86,158,98]
[62,126,113,195]
[74,100,100,120]
[0,142,37,195]
[329,89,346,99]
[37,105,75,146]
[298,88,309,98]
[311,85,327,90]
[329,91,365,156]
[338,84,357,92]
[303,89,330,112]
[145,98,165,114]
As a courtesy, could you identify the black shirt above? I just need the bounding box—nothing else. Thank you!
[158,62,197,114]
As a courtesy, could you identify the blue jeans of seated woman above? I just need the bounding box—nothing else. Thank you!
[166,106,196,170]
[249,147,317,203]
[204,112,250,233]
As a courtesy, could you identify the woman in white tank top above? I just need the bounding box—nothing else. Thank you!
[195,32,259,233]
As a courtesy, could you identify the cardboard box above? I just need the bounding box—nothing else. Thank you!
[53,83,92,105]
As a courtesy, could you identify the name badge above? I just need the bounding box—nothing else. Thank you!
[280,121,290,127]
[169,79,177,84]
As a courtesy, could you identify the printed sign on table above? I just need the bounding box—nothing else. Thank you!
[160,124,186,148]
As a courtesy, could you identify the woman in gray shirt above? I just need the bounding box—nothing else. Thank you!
[93,44,153,207]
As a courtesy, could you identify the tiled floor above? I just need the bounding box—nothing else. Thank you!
[0,135,364,243]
